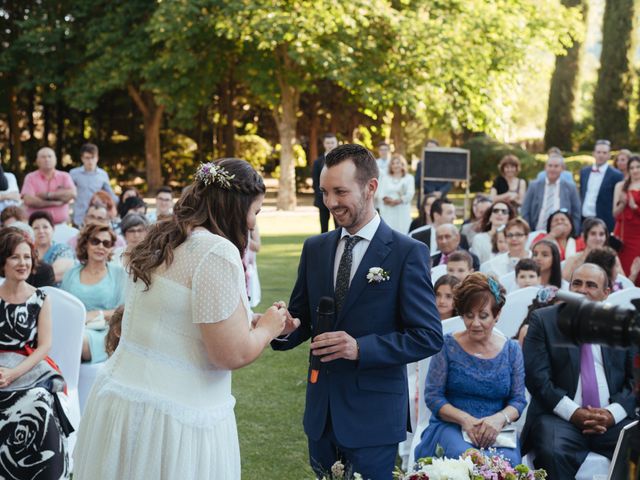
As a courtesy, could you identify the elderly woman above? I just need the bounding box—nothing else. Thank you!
[490,154,527,209]
[29,211,75,284]
[471,201,516,263]
[111,212,149,266]
[376,154,415,233]
[60,223,126,364]
[481,218,531,277]
[414,273,526,464]
[0,228,73,478]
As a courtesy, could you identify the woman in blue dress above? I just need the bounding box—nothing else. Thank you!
[415,272,526,464]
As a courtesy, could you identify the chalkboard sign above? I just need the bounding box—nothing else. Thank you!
[421,147,470,182]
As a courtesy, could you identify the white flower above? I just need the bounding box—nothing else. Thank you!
[366,267,390,283]
[410,457,474,480]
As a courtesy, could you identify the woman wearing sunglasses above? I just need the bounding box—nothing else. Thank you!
[60,223,126,363]
[471,201,516,263]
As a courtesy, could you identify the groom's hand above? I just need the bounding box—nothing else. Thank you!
[310,331,359,362]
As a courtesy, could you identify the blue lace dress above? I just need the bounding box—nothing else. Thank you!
[414,333,526,464]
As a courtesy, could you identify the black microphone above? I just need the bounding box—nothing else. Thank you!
[309,296,335,384]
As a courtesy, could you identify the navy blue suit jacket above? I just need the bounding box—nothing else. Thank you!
[579,166,623,231]
[273,220,443,448]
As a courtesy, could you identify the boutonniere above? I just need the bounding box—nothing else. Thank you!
[366,267,390,283]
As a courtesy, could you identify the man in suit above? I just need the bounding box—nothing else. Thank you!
[431,223,480,271]
[409,197,456,253]
[521,154,581,233]
[522,263,636,479]
[580,139,623,232]
[273,144,443,479]
[312,133,338,233]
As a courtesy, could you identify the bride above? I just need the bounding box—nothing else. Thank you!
[73,159,292,479]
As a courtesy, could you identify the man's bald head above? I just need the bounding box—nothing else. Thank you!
[570,263,610,302]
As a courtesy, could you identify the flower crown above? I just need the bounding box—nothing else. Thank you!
[194,162,235,189]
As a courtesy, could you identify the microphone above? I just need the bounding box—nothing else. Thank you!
[309,296,335,384]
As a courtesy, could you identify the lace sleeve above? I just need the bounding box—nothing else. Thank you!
[424,345,450,417]
[507,340,527,414]
[191,245,245,324]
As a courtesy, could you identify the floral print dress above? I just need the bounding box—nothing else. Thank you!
[0,289,72,479]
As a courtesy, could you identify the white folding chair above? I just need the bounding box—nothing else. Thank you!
[78,363,104,413]
[402,316,466,468]
[52,224,79,244]
[616,274,634,290]
[526,230,545,249]
[499,271,518,294]
[430,264,447,284]
[496,286,539,339]
[605,287,640,309]
[41,286,85,460]
[523,450,609,479]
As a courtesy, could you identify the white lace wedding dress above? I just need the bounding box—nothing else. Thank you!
[73,230,249,479]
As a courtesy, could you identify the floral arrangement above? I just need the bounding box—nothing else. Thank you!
[366,267,390,283]
[394,448,547,480]
[320,461,363,480]
[194,162,235,189]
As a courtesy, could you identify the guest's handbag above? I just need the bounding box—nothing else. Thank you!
[463,426,517,449]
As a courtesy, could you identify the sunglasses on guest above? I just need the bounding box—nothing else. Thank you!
[89,237,114,248]
[491,207,509,215]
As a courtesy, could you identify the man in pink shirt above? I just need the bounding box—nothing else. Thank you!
[21,147,77,225]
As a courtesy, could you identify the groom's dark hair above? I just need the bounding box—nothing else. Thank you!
[325,144,379,187]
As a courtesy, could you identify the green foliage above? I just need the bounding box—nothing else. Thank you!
[235,134,273,171]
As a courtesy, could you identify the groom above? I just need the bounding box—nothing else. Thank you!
[273,144,443,479]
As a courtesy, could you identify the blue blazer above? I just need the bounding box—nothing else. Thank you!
[521,177,582,233]
[273,220,443,448]
[579,166,623,231]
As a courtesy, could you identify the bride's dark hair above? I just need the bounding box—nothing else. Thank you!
[129,158,265,288]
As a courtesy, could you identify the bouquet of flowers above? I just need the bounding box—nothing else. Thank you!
[394,448,547,480]
[319,461,363,480]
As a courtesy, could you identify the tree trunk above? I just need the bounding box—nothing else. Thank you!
[55,98,65,161]
[309,107,319,163]
[544,0,587,151]
[391,105,407,157]
[220,73,236,158]
[594,0,634,146]
[27,89,36,140]
[128,85,164,193]
[7,82,23,174]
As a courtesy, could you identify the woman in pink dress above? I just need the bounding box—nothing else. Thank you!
[613,155,640,276]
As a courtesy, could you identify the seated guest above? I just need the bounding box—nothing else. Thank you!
[410,193,437,232]
[119,196,147,219]
[21,147,77,225]
[111,213,149,266]
[531,239,565,289]
[522,263,636,478]
[7,223,56,288]
[0,166,21,214]
[0,228,73,478]
[480,218,530,277]
[515,258,541,289]
[514,286,559,346]
[434,275,460,321]
[470,201,515,264]
[90,190,119,228]
[29,211,75,285]
[431,224,480,271]
[1,205,28,226]
[489,154,527,210]
[116,186,142,218]
[563,217,621,281]
[529,208,576,261]
[60,224,126,364]
[105,305,124,357]
[491,226,508,257]
[68,203,125,249]
[446,250,475,282]
[409,197,456,252]
[584,247,624,291]
[521,154,581,234]
[147,186,174,223]
[460,195,493,250]
[415,273,526,464]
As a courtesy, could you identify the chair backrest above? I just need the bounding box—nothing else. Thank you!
[606,287,640,310]
[496,286,540,339]
[526,230,545,249]
[41,286,85,391]
[430,264,447,284]
[617,274,634,290]
[52,224,79,244]
[499,271,518,294]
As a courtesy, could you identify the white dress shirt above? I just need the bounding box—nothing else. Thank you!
[553,343,627,425]
[582,163,608,217]
[333,214,381,287]
[536,177,561,231]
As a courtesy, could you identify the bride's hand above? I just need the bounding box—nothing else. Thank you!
[256,306,287,338]
[272,301,301,336]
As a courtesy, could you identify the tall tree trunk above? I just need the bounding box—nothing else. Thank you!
[43,101,51,146]
[391,105,407,157]
[128,85,164,193]
[55,98,65,162]
[197,107,205,163]
[309,106,319,163]
[27,89,36,140]
[544,0,587,151]
[7,82,23,174]
[220,73,236,158]
[594,0,634,146]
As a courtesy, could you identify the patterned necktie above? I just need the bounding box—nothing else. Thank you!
[335,236,362,313]
[439,253,449,265]
[543,182,557,224]
[580,344,600,408]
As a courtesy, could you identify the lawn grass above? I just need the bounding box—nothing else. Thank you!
[234,209,318,479]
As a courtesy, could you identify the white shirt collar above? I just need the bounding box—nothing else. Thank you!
[545,176,560,186]
[340,213,380,242]
[592,163,609,174]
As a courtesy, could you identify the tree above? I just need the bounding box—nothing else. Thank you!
[544,0,588,151]
[593,0,634,146]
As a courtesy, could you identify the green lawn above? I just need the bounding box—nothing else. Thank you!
[234,210,318,479]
